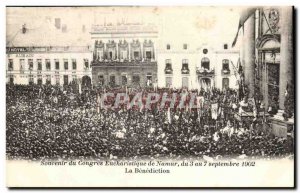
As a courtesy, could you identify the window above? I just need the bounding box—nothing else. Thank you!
[55,18,61,29]
[72,59,77,70]
[182,59,189,74]
[110,75,116,86]
[62,24,67,33]
[8,59,13,70]
[109,51,113,59]
[203,48,208,54]
[9,75,14,84]
[72,75,77,83]
[98,75,104,85]
[37,59,42,70]
[166,44,170,50]
[165,59,172,74]
[222,59,230,72]
[121,75,127,85]
[183,44,188,50]
[166,77,172,87]
[28,59,33,70]
[55,75,60,85]
[55,59,60,70]
[20,59,25,71]
[63,75,68,85]
[132,75,140,85]
[64,59,68,70]
[97,49,104,61]
[146,51,152,60]
[146,73,152,86]
[134,51,139,59]
[224,44,228,50]
[182,77,189,88]
[222,78,229,90]
[84,59,89,69]
[201,57,210,70]
[121,50,127,60]
[37,75,42,85]
[182,59,188,64]
[46,59,51,70]
[46,75,51,84]
[29,75,34,85]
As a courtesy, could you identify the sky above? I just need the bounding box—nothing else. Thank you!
[6,6,241,48]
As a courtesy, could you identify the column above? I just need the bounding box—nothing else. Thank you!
[142,42,144,60]
[279,7,293,109]
[128,42,131,61]
[243,14,256,97]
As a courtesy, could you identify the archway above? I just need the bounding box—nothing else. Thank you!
[82,75,92,87]
[200,78,211,91]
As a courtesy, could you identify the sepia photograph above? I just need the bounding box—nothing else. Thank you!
[5,5,295,188]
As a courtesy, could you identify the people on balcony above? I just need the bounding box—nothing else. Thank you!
[93,39,155,63]
[164,62,173,74]
[222,59,230,74]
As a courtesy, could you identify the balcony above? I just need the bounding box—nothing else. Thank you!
[222,69,231,75]
[181,68,190,74]
[164,67,173,74]
[91,59,157,67]
[196,68,214,76]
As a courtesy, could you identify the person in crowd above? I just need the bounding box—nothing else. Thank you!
[6,83,293,160]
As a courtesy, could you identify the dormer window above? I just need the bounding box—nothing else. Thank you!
[166,44,170,50]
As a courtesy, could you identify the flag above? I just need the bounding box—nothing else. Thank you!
[79,82,82,94]
[211,103,218,120]
[232,8,257,47]
[167,107,171,124]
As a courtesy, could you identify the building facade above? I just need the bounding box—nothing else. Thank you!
[90,23,158,88]
[157,43,239,90]
[6,46,93,86]
[6,16,93,87]
[235,7,293,111]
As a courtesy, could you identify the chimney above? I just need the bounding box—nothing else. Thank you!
[55,18,61,29]
[22,24,27,34]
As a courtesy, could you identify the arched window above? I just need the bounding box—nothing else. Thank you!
[201,57,210,70]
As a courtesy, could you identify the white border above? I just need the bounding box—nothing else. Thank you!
[0,0,299,192]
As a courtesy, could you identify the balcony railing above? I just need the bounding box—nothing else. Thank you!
[196,68,215,76]
[181,68,190,74]
[91,60,157,67]
[164,68,173,74]
[221,69,231,75]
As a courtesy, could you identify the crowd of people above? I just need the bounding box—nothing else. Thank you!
[6,84,294,160]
